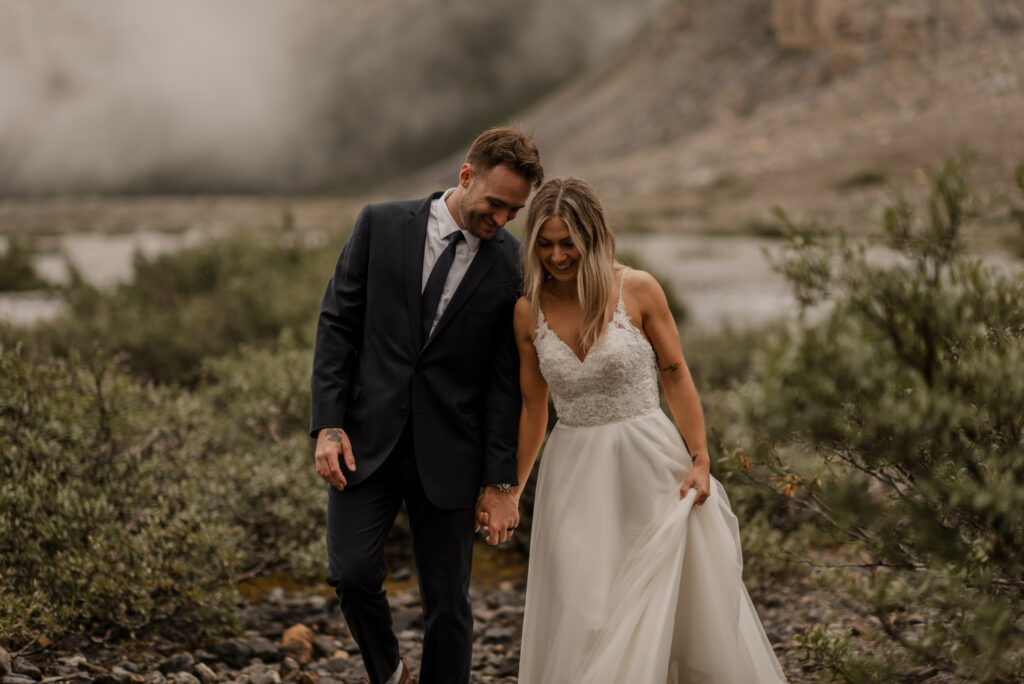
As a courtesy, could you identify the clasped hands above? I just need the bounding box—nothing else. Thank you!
[316,428,520,544]
[475,485,519,546]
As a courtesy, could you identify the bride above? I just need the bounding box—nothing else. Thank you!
[507,178,787,683]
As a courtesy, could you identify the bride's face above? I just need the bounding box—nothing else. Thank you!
[536,217,581,282]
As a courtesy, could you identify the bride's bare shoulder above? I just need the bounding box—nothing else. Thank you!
[514,296,537,337]
[619,266,664,300]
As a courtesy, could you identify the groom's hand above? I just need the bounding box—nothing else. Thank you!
[315,427,357,491]
[476,485,519,545]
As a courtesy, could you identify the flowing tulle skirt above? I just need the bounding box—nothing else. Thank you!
[518,411,787,683]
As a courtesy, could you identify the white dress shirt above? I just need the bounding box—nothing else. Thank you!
[421,188,480,335]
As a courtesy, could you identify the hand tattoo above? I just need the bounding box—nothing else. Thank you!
[325,428,344,443]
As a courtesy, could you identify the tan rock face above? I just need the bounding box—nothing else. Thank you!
[770,0,1022,71]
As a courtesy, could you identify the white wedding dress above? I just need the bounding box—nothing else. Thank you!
[518,272,787,683]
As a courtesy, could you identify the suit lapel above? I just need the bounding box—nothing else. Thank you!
[403,195,437,350]
[423,235,500,349]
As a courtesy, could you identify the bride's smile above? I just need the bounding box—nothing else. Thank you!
[535,217,580,282]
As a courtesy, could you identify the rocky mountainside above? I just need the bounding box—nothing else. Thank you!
[405,0,1024,240]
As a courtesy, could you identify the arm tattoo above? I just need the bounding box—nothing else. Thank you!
[325,428,344,442]
[661,362,681,373]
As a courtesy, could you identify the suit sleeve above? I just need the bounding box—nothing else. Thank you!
[481,261,523,486]
[309,205,371,437]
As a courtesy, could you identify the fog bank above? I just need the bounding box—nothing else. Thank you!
[0,0,673,195]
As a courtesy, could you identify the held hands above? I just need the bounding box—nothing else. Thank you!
[315,427,357,491]
[680,454,711,506]
[475,486,520,545]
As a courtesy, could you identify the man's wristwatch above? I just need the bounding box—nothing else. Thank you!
[491,483,513,494]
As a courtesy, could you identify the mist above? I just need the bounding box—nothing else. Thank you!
[0,0,673,195]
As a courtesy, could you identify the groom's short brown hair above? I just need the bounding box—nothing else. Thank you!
[465,127,544,188]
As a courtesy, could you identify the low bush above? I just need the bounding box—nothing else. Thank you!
[0,236,50,292]
[728,160,1024,680]
[14,234,342,385]
[0,335,324,642]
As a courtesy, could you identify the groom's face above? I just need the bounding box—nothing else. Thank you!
[456,163,532,240]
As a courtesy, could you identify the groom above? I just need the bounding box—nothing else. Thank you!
[310,127,543,684]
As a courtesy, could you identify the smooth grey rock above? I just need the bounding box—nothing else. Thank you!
[157,654,193,676]
[277,658,298,681]
[12,659,42,681]
[114,662,141,675]
[58,656,88,670]
[244,637,280,663]
[143,671,167,684]
[481,626,515,644]
[110,666,141,684]
[212,641,252,670]
[191,664,217,684]
[168,674,200,684]
[309,635,338,660]
[3,675,36,684]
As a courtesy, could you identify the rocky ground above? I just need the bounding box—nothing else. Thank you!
[0,560,909,684]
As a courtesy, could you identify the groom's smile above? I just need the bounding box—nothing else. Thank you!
[450,162,532,239]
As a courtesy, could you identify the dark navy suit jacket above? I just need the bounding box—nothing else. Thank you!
[310,192,522,509]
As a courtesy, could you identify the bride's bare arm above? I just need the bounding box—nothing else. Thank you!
[512,296,549,502]
[632,270,712,504]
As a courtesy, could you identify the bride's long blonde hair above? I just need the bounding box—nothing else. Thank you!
[523,178,617,353]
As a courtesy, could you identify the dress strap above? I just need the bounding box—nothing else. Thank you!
[615,269,628,315]
[534,303,551,341]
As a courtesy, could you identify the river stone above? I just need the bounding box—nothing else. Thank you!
[158,654,194,676]
[12,660,41,681]
[280,625,312,663]
[245,637,280,663]
[168,673,200,684]
[237,665,279,684]
[109,666,142,684]
[277,657,299,681]
[191,664,217,684]
[143,671,167,684]
[114,662,141,675]
[59,656,88,670]
[211,641,253,670]
[3,675,36,684]
[309,635,337,660]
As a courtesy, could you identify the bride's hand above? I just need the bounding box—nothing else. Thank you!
[680,459,711,505]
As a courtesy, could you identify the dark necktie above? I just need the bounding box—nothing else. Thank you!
[422,230,464,340]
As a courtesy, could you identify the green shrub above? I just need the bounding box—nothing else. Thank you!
[15,234,341,385]
[0,345,241,641]
[731,160,1024,680]
[0,236,50,292]
[0,335,325,642]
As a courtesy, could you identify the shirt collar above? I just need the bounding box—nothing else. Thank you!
[436,187,480,251]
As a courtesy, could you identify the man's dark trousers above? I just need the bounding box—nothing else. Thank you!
[326,425,475,684]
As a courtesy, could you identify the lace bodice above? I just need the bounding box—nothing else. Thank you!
[533,271,661,427]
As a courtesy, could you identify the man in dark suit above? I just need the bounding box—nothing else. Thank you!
[310,128,543,684]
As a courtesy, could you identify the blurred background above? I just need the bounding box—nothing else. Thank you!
[2,0,1022,326]
[2,1,1023,680]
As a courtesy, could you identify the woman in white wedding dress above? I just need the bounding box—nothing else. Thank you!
[508,178,787,683]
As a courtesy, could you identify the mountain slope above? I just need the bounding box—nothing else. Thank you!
[404,0,1024,240]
